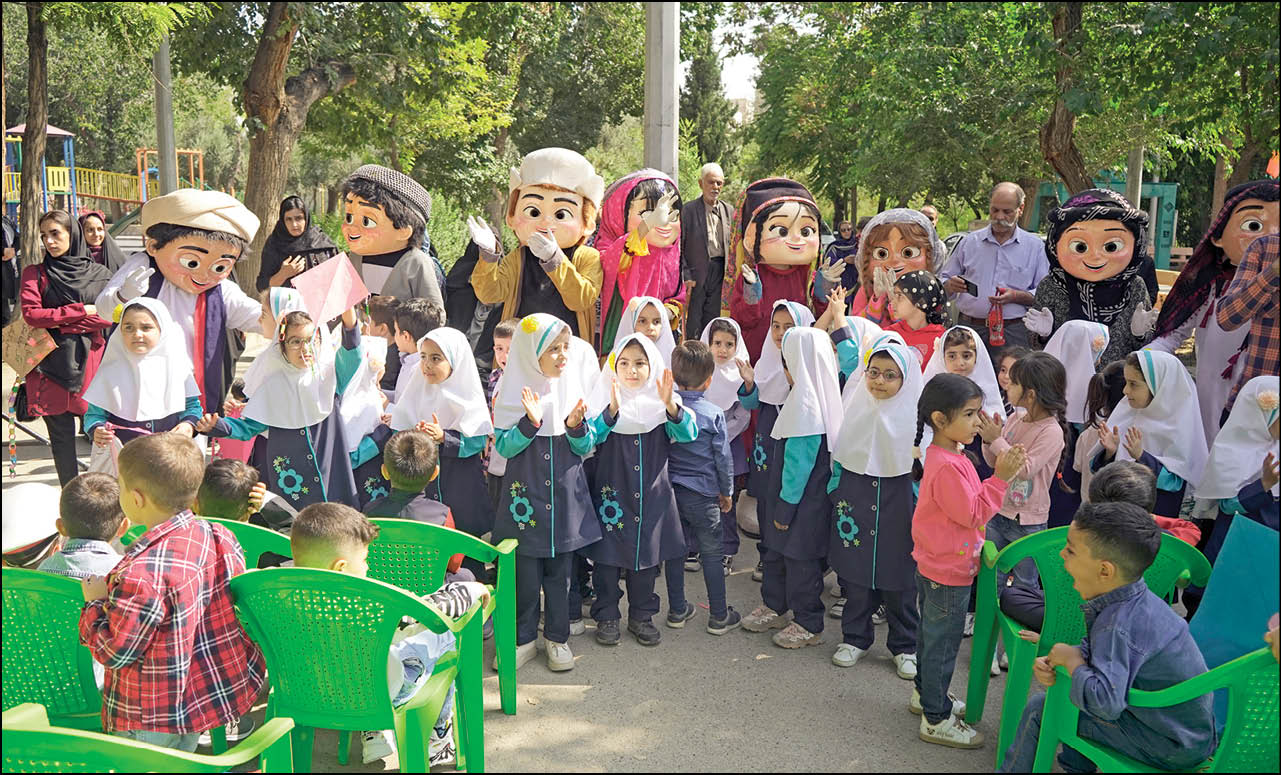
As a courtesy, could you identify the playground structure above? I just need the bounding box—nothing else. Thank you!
[3,124,207,226]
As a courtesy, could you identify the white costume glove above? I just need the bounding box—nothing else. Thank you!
[465,215,498,257]
[872,266,896,299]
[1024,307,1054,337]
[820,261,846,285]
[117,266,156,302]
[1130,303,1159,337]
[740,263,758,287]
[641,190,680,230]
[528,231,566,271]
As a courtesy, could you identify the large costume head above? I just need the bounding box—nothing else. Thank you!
[1154,179,1279,339]
[854,208,945,301]
[339,164,432,257]
[506,148,604,251]
[1044,188,1147,325]
[141,189,259,295]
[597,170,683,337]
[733,177,822,272]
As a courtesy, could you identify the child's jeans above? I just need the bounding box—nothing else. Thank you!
[913,572,970,725]
[665,485,729,619]
[986,514,1046,590]
[113,729,199,752]
[391,627,455,734]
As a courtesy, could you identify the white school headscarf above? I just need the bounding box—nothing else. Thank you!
[587,333,678,434]
[492,313,598,437]
[242,305,338,429]
[922,325,1004,421]
[756,299,816,405]
[390,327,493,437]
[700,317,749,411]
[1195,376,1280,501]
[835,316,885,391]
[614,295,676,365]
[833,341,923,477]
[338,335,388,452]
[1043,320,1109,424]
[771,326,843,451]
[82,297,199,421]
[1105,349,1209,484]
[263,287,337,353]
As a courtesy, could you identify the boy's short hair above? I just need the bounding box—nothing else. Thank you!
[229,377,248,403]
[1072,501,1161,581]
[393,298,445,342]
[117,434,205,514]
[671,340,715,389]
[198,459,260,521]
[145,222,248,258]
[493,317,520,341]
[1088,461,1157,513]
[291,502,380,561]
[383,430,439,491]
[366,295,399,329]
[59,472,125,541]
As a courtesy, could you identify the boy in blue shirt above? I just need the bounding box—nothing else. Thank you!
[38,472,128,581]
[663,340,741,634]
[999,501,1217,772]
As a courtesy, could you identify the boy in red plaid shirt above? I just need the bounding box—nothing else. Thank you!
[79,433,265,751]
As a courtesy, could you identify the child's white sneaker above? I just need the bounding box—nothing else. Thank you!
[918,712,984,749]
[741,605,792,632]
[361,729,396,764]
[545,639,575,671]
[893,652,918,680]
[828,597,846,618]
[568,618,586,636]
[493,639,537,672]
[999,652,1009,669]
[963,612,975,637]
[991,654,1002,676]
[831,643,866,667]
[428,718,455,769]
[909,687,966,717]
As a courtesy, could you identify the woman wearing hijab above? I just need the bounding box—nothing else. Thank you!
[256,195,339,292]
[78,210,129,273]
[19,210,114,485]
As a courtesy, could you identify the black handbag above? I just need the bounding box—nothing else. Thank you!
[12,380,34,422]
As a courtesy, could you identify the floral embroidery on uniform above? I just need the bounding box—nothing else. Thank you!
[752,433,768,470]
[273,455,309,501]
[364,476,388,501]
[835,500,859,547]
[508,481,535,529]
[598,485,623,530]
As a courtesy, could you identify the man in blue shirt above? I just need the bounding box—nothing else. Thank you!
[940,182,1048,357]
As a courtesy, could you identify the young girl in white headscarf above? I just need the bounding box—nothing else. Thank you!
[1041,319,1110,527]
[613,295,677,366]
[923,324,1005,481]
[742,326,843,651]
[698,316,757,572]
[583,333,696,647]
[827,340,923,676]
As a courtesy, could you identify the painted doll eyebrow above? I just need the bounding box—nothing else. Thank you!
[552,197,579,205]
[519,193,545,201]
[1235,205,1264,212]
[178,244,209,254]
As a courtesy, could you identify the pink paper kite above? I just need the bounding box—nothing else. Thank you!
[291,253,370,323]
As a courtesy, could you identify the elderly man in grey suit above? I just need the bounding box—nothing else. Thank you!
[680,162,735,339]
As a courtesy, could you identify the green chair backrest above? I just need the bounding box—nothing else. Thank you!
[202,517,291,568]
[1,570,100,723]
[1203,648,1281,772]
[228,566,459,734]
[366,518,503,596]
[120,523,145,547]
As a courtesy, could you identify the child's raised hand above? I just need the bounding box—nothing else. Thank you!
[994,444,1027,482]
[1033,655,1056,687]
[223,395,245,415]
[92,426,115,448]
[380,413,393,426]
[735,358,754,389]
[827,284,847,312]
[247,481,268,514]
[341,305,359,330]
[977,410,1004,444]
[194,413,220,434]
[1123,426,1144,460]
[420,414,444,443]
[521,387,543,426]
[1097,422,1119,456]
[609,378,621,415]
[565,399,587,429]
[658,368,678,414]
[1262,451,1280,492]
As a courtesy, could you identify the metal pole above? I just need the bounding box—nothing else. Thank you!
[643,2,680,181]
[153,35,178,194]
[1125,147,1143,206]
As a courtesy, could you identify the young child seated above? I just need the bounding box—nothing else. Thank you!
[197,458,298,534]
[38,472,128,580]
[998,500,1217,772]
[290,501,489,767]
[362,429,470,582]
[79,433,265,752]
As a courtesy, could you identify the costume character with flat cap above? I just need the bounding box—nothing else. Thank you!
[1025,189,1156,366]
[95,189,261,414]
[466,147,605,343]
[729,178,822,360]
[340,164,443,306]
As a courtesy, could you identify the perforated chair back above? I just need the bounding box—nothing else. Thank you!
[202,517,291,567]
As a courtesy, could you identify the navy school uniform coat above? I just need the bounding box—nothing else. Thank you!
[762,434,832,561]
[827,465,916,591]
[428,430,490,536]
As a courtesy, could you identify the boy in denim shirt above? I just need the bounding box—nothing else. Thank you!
[999,501,1217,772]
[39,472,128,581]
[662,341,741,634]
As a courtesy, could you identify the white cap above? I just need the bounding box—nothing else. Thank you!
[1,483,61,552]
[509,148,605,208]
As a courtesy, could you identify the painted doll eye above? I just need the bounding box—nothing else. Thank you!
[182,257,201,270]
[522,206,541,219]
[1068,239,1089,254]
[873,247,890,260]
[768,224,789,237]
[1102,239,1125,253]
[799,226,815,238]
[361,216,377,229]
[901,246,921,259]
[1241,218,1263,233]
[210,261,233,275]
[554,209,573,221]
[344,212,354,224]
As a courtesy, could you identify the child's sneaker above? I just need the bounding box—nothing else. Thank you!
[871,604,887,625]
[665,603,696,628]
[545,639,575,671]
[991,654,1002,676]
[828,597,846,618]
[493,639,538,671]
[963,612,975,637]
[741,605,791,632]
[751,559,763,582]
[893,652,918,680]
[362,729,396,764]
[909,687,967,716]
[595,619,621,646]
[628,618,662,646]
[831,643,866,667]
[918,713,984,749]
[706,606,742,635]
[197,715,256,747]
[722,555,733,577]
[569,618,586,636]
[684,551,701,572]
[428,718,455,769]
[772,621,823,648]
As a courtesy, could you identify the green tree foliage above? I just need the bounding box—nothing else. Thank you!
[679,28,740,172]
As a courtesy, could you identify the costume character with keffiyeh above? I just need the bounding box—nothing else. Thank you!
[1025,189,1155,366]
[95,190,262,414]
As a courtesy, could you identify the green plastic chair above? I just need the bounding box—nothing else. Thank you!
[2,702,296,773]
[120,523,146,546]
[229,566,487,772]
[2,569,101,730]
[966,527,1211,767]
[366,518,519,716]
[121,518,289,568]
[1032,648,1279,772]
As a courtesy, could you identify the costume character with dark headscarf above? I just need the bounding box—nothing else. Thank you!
[340,165,442,306]
[256,195,339,292]
[78,210,129,273]
[729,178,822,360]
[595,169,687,352]
[1149,180,1279,444]
[1025,189,1154,365]
[95,189,262,414]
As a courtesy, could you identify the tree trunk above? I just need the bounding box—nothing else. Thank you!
[1227,140,1261,189]
[849,185,858,225]
[876,194,887,213]
[327,182,343,215]
[238,1,356,295]
[485,126,510,231]
[20,2,48,269]
[832,190,847,226]
[1016,177,1038,229]
[1039,2,1093,194]
[1210,133,1234,222]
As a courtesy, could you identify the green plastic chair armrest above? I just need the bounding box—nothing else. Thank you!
[493,538,518,556]
[981,539,999,569]
[1126,648,1275,708]
[202,716,296,765]
[993,527,1069,574]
